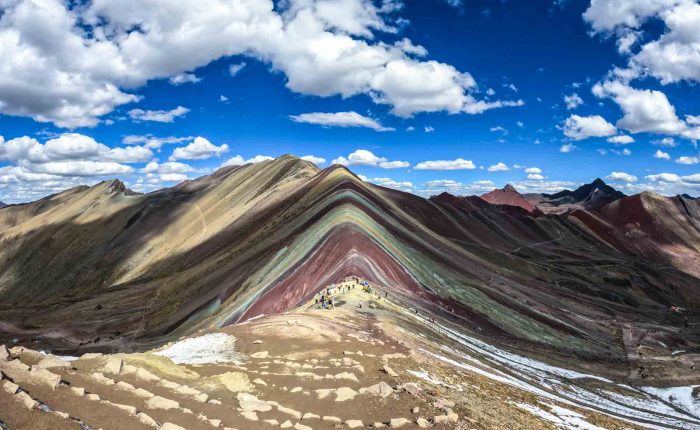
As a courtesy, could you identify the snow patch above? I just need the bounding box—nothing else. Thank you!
[154,333,245,365]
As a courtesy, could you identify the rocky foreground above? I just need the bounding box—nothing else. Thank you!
[3,281,698,430]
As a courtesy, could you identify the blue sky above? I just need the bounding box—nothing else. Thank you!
[1,0,699,203]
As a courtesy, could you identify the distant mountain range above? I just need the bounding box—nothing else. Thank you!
[0,156,698,385]
[0,201,6,209]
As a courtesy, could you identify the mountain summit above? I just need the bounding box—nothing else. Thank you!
[544,178,625,209]
[480,184,540,214]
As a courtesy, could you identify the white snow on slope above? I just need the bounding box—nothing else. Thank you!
[154,333,245,365]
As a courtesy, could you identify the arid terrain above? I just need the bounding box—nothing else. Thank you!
[1,156,699,429]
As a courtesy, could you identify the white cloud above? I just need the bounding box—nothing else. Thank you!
[654,149,671,160]
[414,158,476,170]
[424,126,435,133]
[289,112,394,132]
[221,155,274,167]
[123,135,193,149]
[564,93,583,109]
[562,114,617,140]
[607,135,635,144]
[676,155,700,164]
[331,149,407,169]
[653,137,678,147]
[584,0,700,84]
[527,173,545,180]
[128,106,190,123]
[159,173,189,183]
[606,171,638,182]
[169,137,229,161]
[365,177,414,191]
[525,167,542,174]
[487,162,509,172]
[516,121,524,128]
[141,161,193,174]
[592,80,689,135]
[0,133,151,165]
[300,155,326,164]
[560,143,576,153]
[168,73,201,85]
[228,63,247,77]
[646,173,682,183]
[0,0,524,128]
[219,95,229,102]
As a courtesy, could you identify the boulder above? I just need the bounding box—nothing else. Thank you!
[416,418,431,428]
[161,424,186,430]
[345,420,364,428]
[251,351,269,359]
[277,405,302,420]
[136,413,158,428]
[390,418,412,428]
[15,391,38,409]
[241,411,259,421]
[102,357,123,375]
[134,388,154,398]
[1,379,19,395]
[334,387,357,402]
[294,423,312,430]
[145,395,179,410]
[322,416,341,423]
[86,394,100,401]
[36,356,71,369]
[302,412,320,420]
[383,365,398,377]
[29,365,61,389]
[367,381,394,398]
[280,421,293,428]
[69,387,85,396]
[0,345,10,361]
[239,399,273,412]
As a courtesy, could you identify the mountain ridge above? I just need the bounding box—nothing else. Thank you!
[0,156,698,386]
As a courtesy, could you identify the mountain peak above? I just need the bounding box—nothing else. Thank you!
[502,184,518,193]
[591,178,607,188]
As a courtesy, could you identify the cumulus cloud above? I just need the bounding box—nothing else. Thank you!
[560,143,576,153]
[607,135,635,144]
[168,73,201,85]
[527,173,545,180]
[646,172,682,183]
[0,0,522,128]
[169,137,229,161]
[332,149,408,169]
[300,155,326,164]
[0,132,158,201]
[525,167,542,174]
[654,149,671,160]
[414,158,476,170]
[363,177,414,191]
[562,115,617,140]
[487,162,509,172]
[290,112,394,131]
[221,154,274,167]
[123,135,193,149]
[584,0,700,85]
[606,171,638,182]
[676,155,700,164]
[653,137,678,147]
[128,106,190,123]
[564,93,583,110]
[228,63,247,77]
[592,80,690,135]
